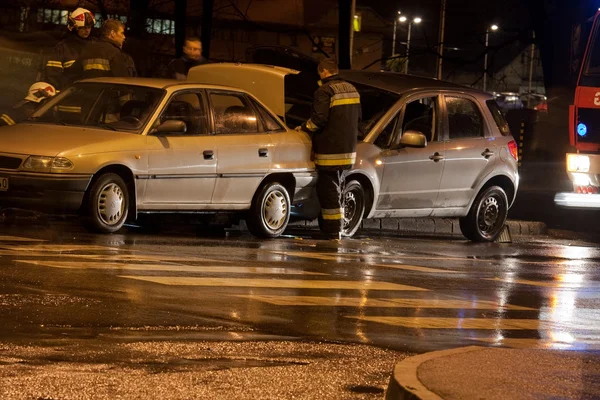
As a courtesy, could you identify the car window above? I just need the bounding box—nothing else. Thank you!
[486,99,511,136]
[446,97,484,139]
[160,92,208,135]
[400,97,437,142]
[210,92,259,134]
[251,98,285,132]
[374,114,399,149]
[31,83,164,132]
[352,82,400,139]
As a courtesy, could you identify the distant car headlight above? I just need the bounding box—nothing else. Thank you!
[567,154,590,173]
[22,156,74,172]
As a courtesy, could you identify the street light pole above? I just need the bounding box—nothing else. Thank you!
[392,11,401,56]
[483,24,498,92]
[405,22,412,74]
[400,16,421,74]
[436,0,446,80]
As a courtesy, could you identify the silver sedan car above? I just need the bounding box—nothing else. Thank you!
[190,63,519,242]
[0,76,315,237]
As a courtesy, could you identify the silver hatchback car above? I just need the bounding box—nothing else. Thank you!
[192,63,520,242]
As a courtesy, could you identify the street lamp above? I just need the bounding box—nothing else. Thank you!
[392,11,402,56]
[483,24,499,92]
[399,16,422,74]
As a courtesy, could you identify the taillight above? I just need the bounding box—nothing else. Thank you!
[508,140,518,160]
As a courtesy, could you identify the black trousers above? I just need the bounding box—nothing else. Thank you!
[316,168,348,234]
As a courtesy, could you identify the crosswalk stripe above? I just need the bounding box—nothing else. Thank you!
[376,264,459,273]
[0,244,119,252]
[346,316,543,330]
[0,236,45,242]
[484,277,598,288]
[16,260,326,275]
[235,294,534,310]
[119,276,428,291]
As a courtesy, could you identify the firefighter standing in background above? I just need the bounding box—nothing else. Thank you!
[45,8,96,91]
[299,59,361,240]
[0,82,57,127]
[78,19,137,79]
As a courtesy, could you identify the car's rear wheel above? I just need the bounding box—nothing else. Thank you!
[83,173,129,234]
[246,182,290,238]
[459,185,508,242]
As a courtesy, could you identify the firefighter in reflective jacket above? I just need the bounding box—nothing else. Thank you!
[78,19,137,79]
[0,82,57,127]
[45,8,95,91]
[300,59,361,239]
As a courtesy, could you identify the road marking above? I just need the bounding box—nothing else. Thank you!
[235,295,534,310]
[16,260,327,275]
[0,236,45,242]
[470,338,600,349]
[484,277,598,288]
[376,264,459,273]
[346,316,542,330]
[119,276,428,291]
[0,244,120,252]
[12,253,232,263]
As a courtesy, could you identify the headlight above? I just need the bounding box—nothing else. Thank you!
[23,156,54,171]
[22,156,74,172]
[567,154,590,173]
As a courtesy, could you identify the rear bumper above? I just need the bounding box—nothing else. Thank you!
[0,172,92,214]
[554,192,600,209]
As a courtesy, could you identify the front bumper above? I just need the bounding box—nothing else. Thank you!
[0,172,93,214]
[554,192,600,209]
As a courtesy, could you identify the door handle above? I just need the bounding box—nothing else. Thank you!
[258,148,269,157]
[481,149,495,158]
[203,150,214,160]
[429,152,444,162]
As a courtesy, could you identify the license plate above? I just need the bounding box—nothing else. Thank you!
[0,177,8,191]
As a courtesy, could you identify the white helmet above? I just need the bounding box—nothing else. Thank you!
[67,8,96,31]
[25,82,57,103]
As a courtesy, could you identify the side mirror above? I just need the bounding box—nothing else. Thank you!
[399,130,427,148]
[153,120,187,134]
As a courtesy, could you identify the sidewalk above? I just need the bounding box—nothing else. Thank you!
[288,217,547,237]
[385,346,600,400]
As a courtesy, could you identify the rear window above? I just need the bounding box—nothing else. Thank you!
[486,99,511,136]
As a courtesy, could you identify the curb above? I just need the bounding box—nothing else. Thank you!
[289,218,547,237]
[385,346,485,400]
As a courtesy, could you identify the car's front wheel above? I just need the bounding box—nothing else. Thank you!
[342,180,366,237]
[83,173,129,234]
[246,182,291,238]
[459,185,508,242]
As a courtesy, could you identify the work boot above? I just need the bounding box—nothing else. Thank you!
[311,231,342,240]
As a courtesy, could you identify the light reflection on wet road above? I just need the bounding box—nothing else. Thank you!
[0,222,599,354]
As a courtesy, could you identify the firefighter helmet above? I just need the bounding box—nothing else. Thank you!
[67,8,96,31]
[25,82,57,103]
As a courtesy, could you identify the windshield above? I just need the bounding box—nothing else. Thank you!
[31,83,165,133]
[352,82,400,139]
[577,13,600,87]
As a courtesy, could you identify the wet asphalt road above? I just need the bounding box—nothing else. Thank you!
[1,217,599,398]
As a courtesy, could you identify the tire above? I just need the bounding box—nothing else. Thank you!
[83,173,129,234]
[459,185,508,242]
[342,180,366,237]
[246,182,291,238]
[317,179,366,238]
